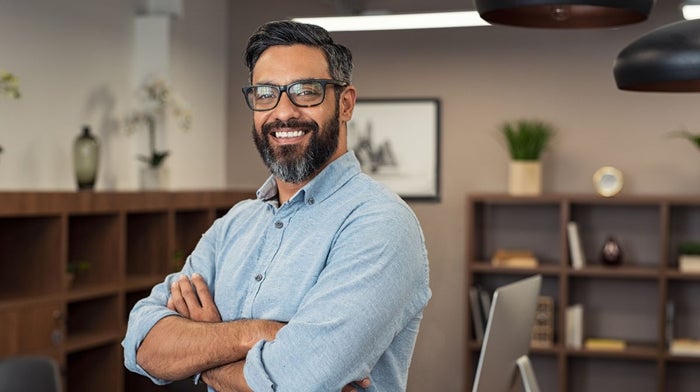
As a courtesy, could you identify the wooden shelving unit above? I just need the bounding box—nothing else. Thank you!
[0,190,254,392]
[466,193,700,392]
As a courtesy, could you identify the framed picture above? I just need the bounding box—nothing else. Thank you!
[348,98,440,201]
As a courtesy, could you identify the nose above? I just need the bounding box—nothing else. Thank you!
[271,91,301,121]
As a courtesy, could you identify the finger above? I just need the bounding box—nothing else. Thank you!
[191,273,214,308]
[178,275,202,309]
[340,385,356,392]
[170,279,190,318]
[357,377,371,388]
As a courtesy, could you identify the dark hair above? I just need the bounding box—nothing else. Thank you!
[244,20,353,85]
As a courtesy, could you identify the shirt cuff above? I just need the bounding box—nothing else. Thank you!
[243,340,277,391]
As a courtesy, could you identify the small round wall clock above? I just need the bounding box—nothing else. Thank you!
[593,166,623,197]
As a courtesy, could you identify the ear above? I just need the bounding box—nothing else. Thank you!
[338,85,357,123]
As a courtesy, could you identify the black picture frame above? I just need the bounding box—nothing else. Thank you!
[348,98,441,201]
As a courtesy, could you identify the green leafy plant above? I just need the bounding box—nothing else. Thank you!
[67,260,91,274]
[670,130,700,151]
[0,70,20,155]
[501,120,554,160]
[678,241,700,255]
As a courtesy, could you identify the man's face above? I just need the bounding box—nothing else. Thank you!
[250,44,350,184]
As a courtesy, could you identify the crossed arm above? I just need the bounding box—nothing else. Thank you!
[137,273,370,392]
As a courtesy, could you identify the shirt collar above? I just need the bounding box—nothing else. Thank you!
[255,151,362,206]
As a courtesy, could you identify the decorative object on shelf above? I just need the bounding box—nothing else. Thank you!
[601,236,623,266]
[615,19,700,92]
[593,166,623,197]
[677,241,700,273]
[73,125,99,190]
[565,303,583,349]
[531,296,555,348]
[501,119,553,196]
[584,337,627,351]
[475,0,653,29]
[124,76,192,190]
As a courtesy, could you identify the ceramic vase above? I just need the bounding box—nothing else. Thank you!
[601,236,623,266]
[73,126,99,190]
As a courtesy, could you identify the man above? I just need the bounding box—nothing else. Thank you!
[122,20,431,392]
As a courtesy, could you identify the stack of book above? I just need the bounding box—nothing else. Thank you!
[670,339,700,356]
[491,249,539,268]
[585,338,626,351]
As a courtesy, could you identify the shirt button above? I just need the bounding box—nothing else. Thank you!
[307,197,315,205]
[255,274,263,281]
[275,221,283,229]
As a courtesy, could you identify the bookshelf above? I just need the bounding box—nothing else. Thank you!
[466,194,700,392]
[0,190,254,392]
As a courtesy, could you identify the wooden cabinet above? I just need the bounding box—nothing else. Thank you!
[466,194,700,392]
[0,190,253,392]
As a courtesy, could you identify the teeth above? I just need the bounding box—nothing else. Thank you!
[275,130,304,138]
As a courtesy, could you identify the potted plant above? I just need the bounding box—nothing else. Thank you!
[125,76,192,189]
[677,241,700,273]
[501,120,554,196]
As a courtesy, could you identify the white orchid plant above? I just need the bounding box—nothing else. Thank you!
[125,76,192,168]
[0,70,21,154]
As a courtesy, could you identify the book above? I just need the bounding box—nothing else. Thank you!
[670,338,700,356]
[491,249,539,268]
[585,338,627,351]
[565,304,583,349]
[567,222,586,270]
[469,286,485,342]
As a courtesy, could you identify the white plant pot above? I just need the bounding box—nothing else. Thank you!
[509,160,542,196]
[140,166,170,190]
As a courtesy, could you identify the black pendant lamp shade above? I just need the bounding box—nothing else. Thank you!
[474,0,654,28]
[615,19,700,92]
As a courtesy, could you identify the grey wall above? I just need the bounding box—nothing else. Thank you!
[226,2,700,391]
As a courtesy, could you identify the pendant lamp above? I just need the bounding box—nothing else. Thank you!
[474,0,654,28]
[614,19,700,92]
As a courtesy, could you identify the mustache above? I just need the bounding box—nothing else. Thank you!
[261,119,319,135]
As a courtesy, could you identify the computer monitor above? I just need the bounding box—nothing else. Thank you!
[472,274,542,392]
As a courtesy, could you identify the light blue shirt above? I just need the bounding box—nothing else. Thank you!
[122,151,431,391]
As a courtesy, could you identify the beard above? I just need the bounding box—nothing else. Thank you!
[252,109,340,184]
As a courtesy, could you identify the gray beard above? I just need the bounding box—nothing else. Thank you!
[253,114,340,184]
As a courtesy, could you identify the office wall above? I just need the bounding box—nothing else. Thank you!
[0,0,227,190]
[226,2,700,391]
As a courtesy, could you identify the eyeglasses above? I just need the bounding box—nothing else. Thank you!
[242,79,348,111]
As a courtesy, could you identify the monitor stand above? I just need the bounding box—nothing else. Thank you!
[514,355,541,392]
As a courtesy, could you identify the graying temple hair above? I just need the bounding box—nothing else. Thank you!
[243,20,353,85]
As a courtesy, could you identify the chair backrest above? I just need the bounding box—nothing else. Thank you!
[0,355,62,392]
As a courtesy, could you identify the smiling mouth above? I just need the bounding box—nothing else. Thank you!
[273,130,306,138]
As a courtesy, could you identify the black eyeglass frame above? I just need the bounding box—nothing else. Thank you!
[242,79,348,111]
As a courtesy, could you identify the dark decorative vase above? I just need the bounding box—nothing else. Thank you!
[73,125,99,190]
[601,236,623,266]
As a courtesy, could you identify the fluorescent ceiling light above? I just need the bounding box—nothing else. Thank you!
[682,5,700,20]
[293,11,490,32]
